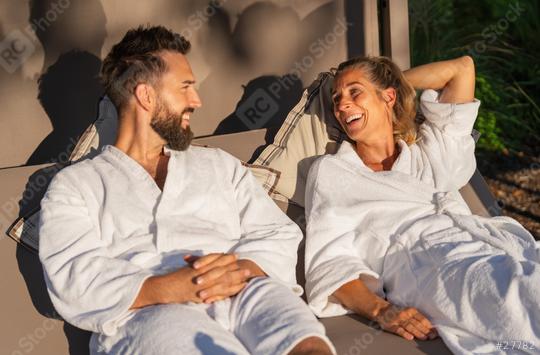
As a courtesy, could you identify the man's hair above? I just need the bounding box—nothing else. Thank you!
[100,25,191,110]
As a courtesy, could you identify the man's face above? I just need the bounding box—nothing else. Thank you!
[150,51,202,151]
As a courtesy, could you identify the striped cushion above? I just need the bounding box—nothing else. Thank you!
[254,72,348,206]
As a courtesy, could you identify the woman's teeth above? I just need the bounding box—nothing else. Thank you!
[345,114,364,124]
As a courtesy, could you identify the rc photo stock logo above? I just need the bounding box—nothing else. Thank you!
[237,88,280,130]
[0,30,35,74]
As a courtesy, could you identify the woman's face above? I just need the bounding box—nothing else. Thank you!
[332,68,396,143]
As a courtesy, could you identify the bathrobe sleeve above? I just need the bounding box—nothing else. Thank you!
[304,158,386,317]
[219,150,303,291]
[417,89,481,190]
[39,169,153,336]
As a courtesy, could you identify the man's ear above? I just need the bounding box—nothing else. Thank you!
[381,87,397,108]
[133,83,156,112]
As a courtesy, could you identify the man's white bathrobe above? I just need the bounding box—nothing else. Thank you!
[305,90,540,354]
[39,145,330,354]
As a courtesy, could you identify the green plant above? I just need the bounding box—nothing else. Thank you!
[409,0,540,155]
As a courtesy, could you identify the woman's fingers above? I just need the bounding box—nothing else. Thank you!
[395,326,414,341]
[413,312,434,331]
[403,320,428,340]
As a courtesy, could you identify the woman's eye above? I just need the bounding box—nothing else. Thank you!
[351,88,362,96]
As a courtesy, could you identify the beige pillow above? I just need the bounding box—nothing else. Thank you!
[254,72,347,206]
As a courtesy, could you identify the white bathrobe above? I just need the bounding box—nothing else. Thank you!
[39,145,303,338]
[305,90,540,354]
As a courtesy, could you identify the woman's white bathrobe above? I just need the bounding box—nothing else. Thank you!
[305,90,540,354]
[39,145,304,339]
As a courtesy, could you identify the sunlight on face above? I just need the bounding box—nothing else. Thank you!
[332,69,394,144]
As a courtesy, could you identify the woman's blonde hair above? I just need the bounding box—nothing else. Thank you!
[334,56,418,145]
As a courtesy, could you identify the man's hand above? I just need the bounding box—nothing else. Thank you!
[375,305,438,341]
[130,266,202,309]
[188,253,266,303]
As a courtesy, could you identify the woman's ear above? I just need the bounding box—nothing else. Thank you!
[133,83,156,112]
[381,87,397,108]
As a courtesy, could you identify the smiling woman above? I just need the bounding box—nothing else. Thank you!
[304,55,540,354]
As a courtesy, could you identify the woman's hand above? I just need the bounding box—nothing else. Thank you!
[333,278,438,341]
[403,56,475,104]
[376,304,438,341]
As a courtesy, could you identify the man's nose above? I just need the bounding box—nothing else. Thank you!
[189,89,202,108]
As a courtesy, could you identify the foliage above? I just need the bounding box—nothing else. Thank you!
[409,0,540,154]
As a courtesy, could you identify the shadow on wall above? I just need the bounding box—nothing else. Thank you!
[196,1,343,143]
[26,0,107,166]
[26,51,103,165]
[11,1,109,353]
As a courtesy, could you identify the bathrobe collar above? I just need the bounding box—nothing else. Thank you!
[101,145,177,195]
[335,139,412,175]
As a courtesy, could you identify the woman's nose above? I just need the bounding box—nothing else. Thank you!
[337,98,352,112]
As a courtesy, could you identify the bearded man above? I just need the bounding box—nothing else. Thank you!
[38,25,334,355]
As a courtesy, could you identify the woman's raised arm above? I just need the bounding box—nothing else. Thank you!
[403,56,475,104]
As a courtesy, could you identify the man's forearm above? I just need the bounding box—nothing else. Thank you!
[130,267,200,310]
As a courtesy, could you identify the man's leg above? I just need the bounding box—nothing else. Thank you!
[228,277,335,355]
[91,303,249,355]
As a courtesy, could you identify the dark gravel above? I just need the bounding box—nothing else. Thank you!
[476,150,540,240]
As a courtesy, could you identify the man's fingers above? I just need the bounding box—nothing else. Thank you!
[395,326,414,341]
[195,265,229,285]
[197,269,251,298]
[183,254,199,264]
[196,264,248,285]
[192,253,226,269]
[194,253,237,271]
[199,281,248,303]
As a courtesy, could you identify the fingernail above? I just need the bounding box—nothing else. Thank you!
[199,292,207,298]
[193,263,200,269]
[196,277,203,284]
[244,270,251,277]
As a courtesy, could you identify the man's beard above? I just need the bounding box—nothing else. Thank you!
[150,101,194,151]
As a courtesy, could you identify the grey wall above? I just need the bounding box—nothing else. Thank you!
[0,0,354,168]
